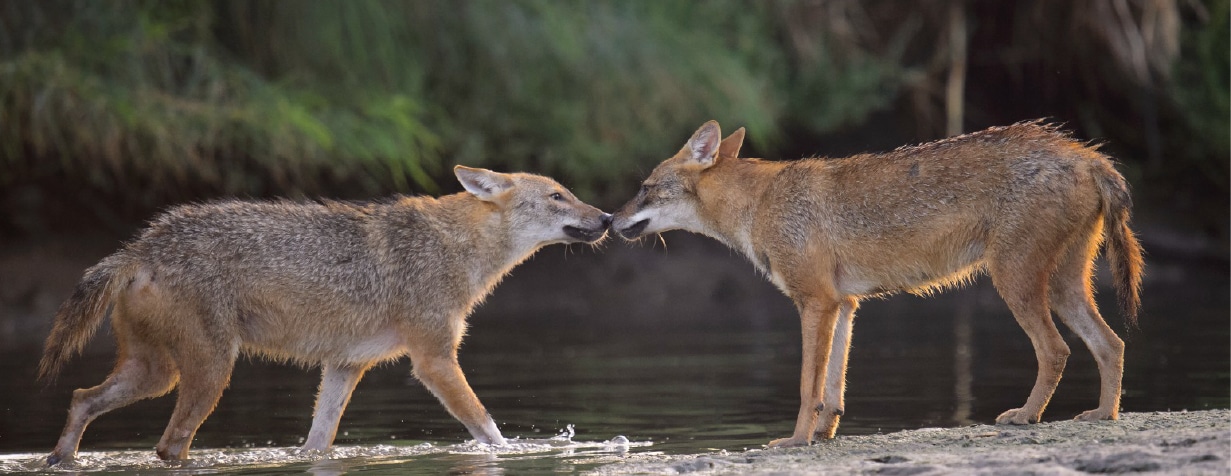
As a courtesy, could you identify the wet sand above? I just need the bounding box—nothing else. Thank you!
[592,409,1229,475]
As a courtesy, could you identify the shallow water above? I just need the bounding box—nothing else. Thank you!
[0,434,651,474]
[0,253,1226,474]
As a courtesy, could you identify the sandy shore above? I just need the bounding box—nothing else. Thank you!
[592,409,1229,475]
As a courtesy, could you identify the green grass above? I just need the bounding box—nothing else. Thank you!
[0,1,907,203]
[0,0,1224,213]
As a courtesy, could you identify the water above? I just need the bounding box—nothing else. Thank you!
[0,250,1226,474]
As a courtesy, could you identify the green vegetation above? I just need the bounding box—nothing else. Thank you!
[0,1,909,204]
[0,1,1224,226]
[0,1,441,198]
[1170,0,1229,191]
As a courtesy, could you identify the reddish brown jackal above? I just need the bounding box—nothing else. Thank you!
[39,166,611,464]
[611,121,1143,447]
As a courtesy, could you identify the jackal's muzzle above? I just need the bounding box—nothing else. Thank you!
[563,213,612,243]
[615,218,649,240]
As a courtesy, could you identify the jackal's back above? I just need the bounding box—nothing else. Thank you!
[121,197,476,362]
[787,123,1103,224]
[136,199,390,301]
[761,122,1119,295]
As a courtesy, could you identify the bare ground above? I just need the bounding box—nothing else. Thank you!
[591,410,1230,475]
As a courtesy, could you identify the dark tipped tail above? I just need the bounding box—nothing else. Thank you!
[1094,162,1144,329]
[38,256,129,382]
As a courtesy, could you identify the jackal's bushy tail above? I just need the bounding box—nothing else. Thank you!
[1094,161,1144,328]
[38,254,131,382]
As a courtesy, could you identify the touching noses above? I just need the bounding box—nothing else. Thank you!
[600,213,613,229]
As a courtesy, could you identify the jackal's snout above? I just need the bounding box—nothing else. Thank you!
[610,187,653,240]
[613,217,649,240]
[563,211,612,243]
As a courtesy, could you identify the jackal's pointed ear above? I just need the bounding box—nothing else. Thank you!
[455,165,514,201]
[718,127,745,158]
[683,120,721,168]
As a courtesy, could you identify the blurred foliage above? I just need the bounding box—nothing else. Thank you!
[382,1,789,198]
[0,0,440,200]
[0,0,1225,233]
[0,0,907,206]
[1168,0,1229,191]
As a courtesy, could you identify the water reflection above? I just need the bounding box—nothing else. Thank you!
[951,286,977,426]
[307,458,350,476]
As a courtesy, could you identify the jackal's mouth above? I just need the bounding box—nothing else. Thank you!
[563,225,606,243]
[617,219,649,240]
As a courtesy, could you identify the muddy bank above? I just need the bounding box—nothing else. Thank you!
[591,410,1229,475]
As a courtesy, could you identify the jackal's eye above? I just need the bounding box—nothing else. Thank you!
[549,192,564,201]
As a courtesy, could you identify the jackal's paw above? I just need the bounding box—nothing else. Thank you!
[1074,408,1118,422]
[46,453,70,467]
[995,408,1039,425]
[812,417,840,440]
[767,436,811,448]
[812,427,837,441]
[155,444,186,461]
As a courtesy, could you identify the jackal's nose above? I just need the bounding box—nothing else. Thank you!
[600,213,613,229]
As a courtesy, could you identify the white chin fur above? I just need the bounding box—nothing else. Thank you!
[630,206,703,236]
[627,209,665,233]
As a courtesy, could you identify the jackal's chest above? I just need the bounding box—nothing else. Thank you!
[737,242,790,293]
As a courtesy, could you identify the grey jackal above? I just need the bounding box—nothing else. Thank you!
[40,166,611,464]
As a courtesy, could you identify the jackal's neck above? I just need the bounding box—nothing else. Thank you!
[434,194,532,288]
[694,158,786,262]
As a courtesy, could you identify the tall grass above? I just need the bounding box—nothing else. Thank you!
[0,1,440,199]
[0,0,1220,214]
[392,1,787,197]
[0,1,906,204]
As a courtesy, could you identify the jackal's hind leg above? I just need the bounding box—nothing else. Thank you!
[47,337,178,466]
[302,363,370,452]
[990,255,1070,425]
[1050,229,1124,422]
[155,344,236,460]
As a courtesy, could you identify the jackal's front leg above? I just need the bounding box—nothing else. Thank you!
[302,363,370,452]
[769,296,843,448]
[410,349,506,445]
[813,298,858,440]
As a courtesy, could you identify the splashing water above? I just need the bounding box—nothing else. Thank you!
[551,423,576,442]
[0,427,651,474]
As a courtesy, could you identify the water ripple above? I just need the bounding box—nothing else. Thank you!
[0,431,650,474]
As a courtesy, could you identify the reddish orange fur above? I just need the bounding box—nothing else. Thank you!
[612,120,1144,447]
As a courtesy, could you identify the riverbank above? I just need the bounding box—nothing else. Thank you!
[592,409,1229,475]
